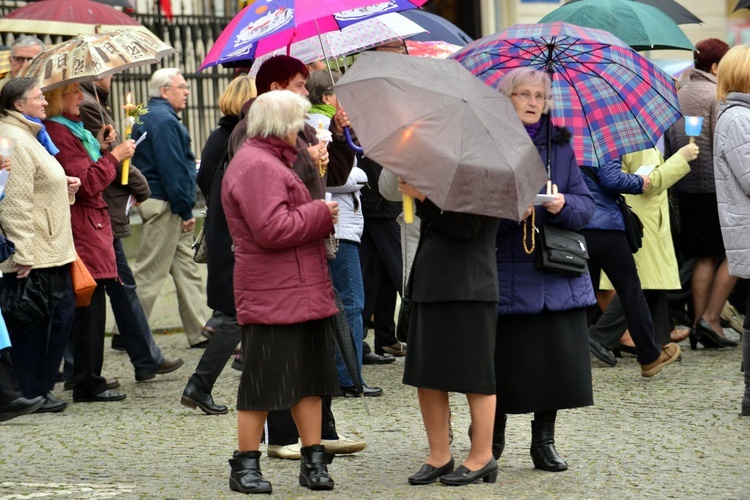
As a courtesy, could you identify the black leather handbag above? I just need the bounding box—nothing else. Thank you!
[614,195,644,253]
[536,225,589,276]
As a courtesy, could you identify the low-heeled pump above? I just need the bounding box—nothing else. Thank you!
[408,457,454,485]
[439,459,498,486]
[695,319,737,348]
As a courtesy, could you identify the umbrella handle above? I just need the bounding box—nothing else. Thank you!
[343,127,363,153]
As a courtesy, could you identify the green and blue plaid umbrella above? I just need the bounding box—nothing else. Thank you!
[451,22,682,167]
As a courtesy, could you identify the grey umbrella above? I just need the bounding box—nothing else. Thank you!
[335,51,547,221]
[331,291,369,414]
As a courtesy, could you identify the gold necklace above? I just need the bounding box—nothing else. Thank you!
[523,208,535,255]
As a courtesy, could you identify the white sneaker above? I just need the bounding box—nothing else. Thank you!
[321,434,366,454]
[267,442,301,460]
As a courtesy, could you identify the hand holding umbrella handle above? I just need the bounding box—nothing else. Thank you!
[343,127,363,153]
[403,195,414,224]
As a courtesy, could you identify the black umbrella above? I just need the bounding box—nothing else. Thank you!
[330,291,369,414]
[735,0,750,11]
[566,0,702,24]
[0,271,67,326]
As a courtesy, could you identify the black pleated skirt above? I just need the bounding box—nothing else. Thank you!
[495,308,593,414]
[403,301,497,395]
[237,317,340,411]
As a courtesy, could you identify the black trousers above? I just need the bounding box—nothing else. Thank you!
[589,290,671,349]
[266,396,336,445]
[360,217,402,353]
[70,282,111,398]
[189,310,240,393]
[0,348,23,405]
[580,229,661,365]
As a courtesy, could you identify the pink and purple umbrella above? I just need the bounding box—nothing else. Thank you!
[451,22,682,167]
[200,0,427,71]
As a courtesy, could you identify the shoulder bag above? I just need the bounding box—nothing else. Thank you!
[192,210,208,264]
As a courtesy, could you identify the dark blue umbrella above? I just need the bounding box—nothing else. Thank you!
[401,9,472,46]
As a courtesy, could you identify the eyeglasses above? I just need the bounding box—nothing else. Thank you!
[10,56,35,64]
[511,91,548,103]
[22,93,46,102]
[165,83,191,91]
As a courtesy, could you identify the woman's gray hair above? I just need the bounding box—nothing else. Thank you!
[148,68,182,97]
[305,70,341,105]
[0,77,39,116]
[497,67,554,114]
[246,90,311,140]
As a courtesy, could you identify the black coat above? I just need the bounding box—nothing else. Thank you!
[410,199,499,303]
[359,155,402,219]
[197,115,238,315]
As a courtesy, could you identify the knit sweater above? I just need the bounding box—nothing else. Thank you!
[0,111,76,273]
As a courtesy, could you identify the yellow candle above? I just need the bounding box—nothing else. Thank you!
[121,122,131,185]
[403,195,414,224]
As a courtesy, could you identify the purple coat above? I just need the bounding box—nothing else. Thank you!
[496,116,597,314]
[222,136,338,326]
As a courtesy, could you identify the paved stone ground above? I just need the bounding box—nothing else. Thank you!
[1,267,748,498]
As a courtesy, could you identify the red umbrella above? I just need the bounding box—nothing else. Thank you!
[0,0,146,36]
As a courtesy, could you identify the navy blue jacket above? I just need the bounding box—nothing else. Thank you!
[496,116,596,315]
[131,97,197,220]
[581,159,643,231]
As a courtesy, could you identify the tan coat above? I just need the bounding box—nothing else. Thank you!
[601,148,689,290]
[0,111,76,273]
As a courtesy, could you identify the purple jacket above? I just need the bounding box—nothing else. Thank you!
[222,136,338,326]
[496,116,597,314]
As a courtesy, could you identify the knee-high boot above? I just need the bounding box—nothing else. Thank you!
[530,420,568,472]
[742,331,750,416]
[299,444,334,490]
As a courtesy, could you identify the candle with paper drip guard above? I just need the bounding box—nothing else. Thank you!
[685,116,703,144]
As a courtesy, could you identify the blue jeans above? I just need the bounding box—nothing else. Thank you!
[329,241,364,387]
[105,238,163,375]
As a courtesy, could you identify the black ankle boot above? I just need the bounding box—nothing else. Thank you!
[493,414,508,459]
[299,444,335,490]
[530,420,568,472]
[229,450,272,494]
[742,331,750,416]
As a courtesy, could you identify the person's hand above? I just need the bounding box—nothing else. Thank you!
[0,156,11,171]
[66,176,81,195]
[323,200,339,224]
[97,124,117,150]
[543,192,565,215]
[111,139,136,164]
[639,174,652,192]
[331,105,351,134]
[397,178,426,201]
[307,144,329,167]
[182,218,196,233]
[677,143,699,162]
[521,204,534,221]
[16,265,31,279]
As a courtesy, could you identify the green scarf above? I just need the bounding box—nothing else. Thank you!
[310,103,336,119]
[48,115,101,162]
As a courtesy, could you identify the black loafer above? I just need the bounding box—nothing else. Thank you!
[588,337,617,367]
[181,381,228,415]
[35,393,67,413]
[0,396,45,421]
[408,457,454,485]
[440,458,498,485]
[339,384,383,398]
[73,389,126,403]
[362,352,395,365]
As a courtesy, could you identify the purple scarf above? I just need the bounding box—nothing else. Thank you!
[524,120,542,139]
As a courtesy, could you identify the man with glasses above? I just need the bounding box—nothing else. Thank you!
[0,36,45,93]
[128,68,208,348]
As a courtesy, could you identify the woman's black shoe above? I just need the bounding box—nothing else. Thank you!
[530,420,568,472]
[408,457,454,485]
[181,381,228,415]
[695,319,738,348]
[439,458,498,485]
[229,450,272,494]
[299,445,334,490]
[612,343,637,358]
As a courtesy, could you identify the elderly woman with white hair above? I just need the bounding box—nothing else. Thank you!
[222,90,341,494]
[493,67,596,472]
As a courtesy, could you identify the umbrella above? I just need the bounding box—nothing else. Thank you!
[0,271,67,326]
[335,51,548,221]
[538,0,693,51]
[565,0,702,25]
[406,40,462,58]
[199,0,427,71]
[450,22,681,167]
[735,0,750,11]
[331,292,369,413]
[23,30,175,91]
[247,12,426,76]
[400,9,473,45]
[0,0,147,36]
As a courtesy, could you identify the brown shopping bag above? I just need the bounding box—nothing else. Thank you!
[70,251,96,307]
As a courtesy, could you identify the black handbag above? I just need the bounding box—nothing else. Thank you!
[536,224,589,276]
[0,233,15,263]
[581,166,643,253]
